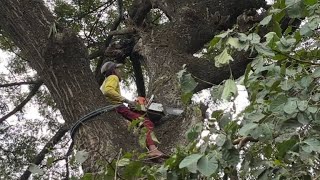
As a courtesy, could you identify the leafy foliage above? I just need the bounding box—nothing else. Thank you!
[1,0,320,179]
[83,0,320,179]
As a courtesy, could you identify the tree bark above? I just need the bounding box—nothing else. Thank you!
[0,0,138,173]
[0,0,267,175]
[132,0,266,151]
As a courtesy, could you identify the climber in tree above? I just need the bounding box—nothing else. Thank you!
[100,61,165,158]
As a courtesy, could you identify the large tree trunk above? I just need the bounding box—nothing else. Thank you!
[0,0,138,173]
[0,0,267,174]
[132,0,266,152]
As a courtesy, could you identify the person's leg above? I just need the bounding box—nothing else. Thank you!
[116,105,164,157]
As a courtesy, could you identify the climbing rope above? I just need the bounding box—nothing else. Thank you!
[66,104,121,156]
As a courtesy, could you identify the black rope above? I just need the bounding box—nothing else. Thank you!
[66,104,121,156]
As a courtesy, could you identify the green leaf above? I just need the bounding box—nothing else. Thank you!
[270,94,287,112]
[285,0,305,18]
[177,68,198,104]
[248,33,261,44]
[260,15,272,26]
[216,29,233,38]
[303,138,320,153]
[297,112,310,124]
[312,67,320,78]
[276,139,297,159]
[81,173,93,180]
[197,156,218,177]
[210,37,221,47]
[186,123,202,141]
[187,161,198,173]
[117,158,130,167]
[221,79,238,100]
[46,157,54,167]
[272,20,283,37]
[181,74,198,93]
[300,76,313,88]
[280,79,294,91]
[297,100,308,111]
[239,123,258,136]
[216,134,227,146]
[246,112,266,123]
[214,48,234,67]
[139,128,147,148]
[300,24,313,36]
[265,32,278,46]
[219,112,232,129]
[179,154,203,168]
[211,110,224,119]
[75,150,89,164]
[28,163,44,175]
[283,99,298,114]
[307,106,317,113]
[151,132,160,144]
[226,37,242,50]
[304,0,317,5]
[237,33,248,42]
[255,44,275,57]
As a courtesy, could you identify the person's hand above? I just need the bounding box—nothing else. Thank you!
[124,99,136,108]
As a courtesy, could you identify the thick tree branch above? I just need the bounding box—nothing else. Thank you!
[93,0,124,82]
[0,80,41,88]
[0,81,43,123]
[107,28,136,36]
[19,126,69,180]
[129,0,152,26]
[130,53,146,97]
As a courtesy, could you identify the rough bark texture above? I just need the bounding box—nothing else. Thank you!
[132,0,266,151]
[0,0,267,174]
[0,0,138,173]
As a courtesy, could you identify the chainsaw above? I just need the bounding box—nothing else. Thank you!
[133,95,184,122]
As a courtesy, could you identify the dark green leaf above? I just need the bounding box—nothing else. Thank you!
[297,112,310,124]
[179,154,203,168]
[283,99,298,114]
[260,15,272,26]
[255,44,275,57]
[216,134,227,146]
[221,79,238,100]
[197,156,218,177]
[303,138,320,153]
[285,0,305,18]
[248,33,261,44]
[270,94,287,112]
[214,48,234,67]
[239,123,258,136]
[304,0,317,5]
[312,67,320,78]
[297,100,308,111]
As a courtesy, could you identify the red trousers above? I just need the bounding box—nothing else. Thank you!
[116,105,155,146]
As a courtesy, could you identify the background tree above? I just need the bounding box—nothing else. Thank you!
[0,0,319,179]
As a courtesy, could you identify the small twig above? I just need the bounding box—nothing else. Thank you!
[233,136,258,149]
[0,80,41,88]
[96,150,125,180]
[191,74,215,86]
[114,148,122,180]
[0,81,43,123]
[274,49,320,66]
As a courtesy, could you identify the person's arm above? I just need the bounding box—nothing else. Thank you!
[102,75,126,103]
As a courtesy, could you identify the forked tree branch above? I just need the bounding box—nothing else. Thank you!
[19,125,69,180]
[0,81,43,123]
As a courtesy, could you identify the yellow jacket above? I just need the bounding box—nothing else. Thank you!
[100,75,125,104]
